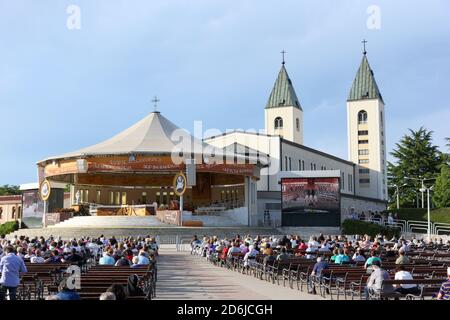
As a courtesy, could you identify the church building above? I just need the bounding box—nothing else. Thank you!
[205,49,387,227]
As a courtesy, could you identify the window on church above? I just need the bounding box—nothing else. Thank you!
[298,160,301,170]
[360,179,370,184]
[274,117,283,129]
[289,157,292,170]
[359,168,370,174]
[358,111,368,124]
[296,118,299,131]
[285,156,288,171]
[358,149,369,156]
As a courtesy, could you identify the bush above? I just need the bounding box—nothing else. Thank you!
[0,220,20,236]
[342,219,400,239]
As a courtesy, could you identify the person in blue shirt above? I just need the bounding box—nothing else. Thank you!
[137,251,150,265]
[56,278,80,300]
[99,249,115,265]
[334,249,350,264]
[308,256,329,294]
[0,246,27,300]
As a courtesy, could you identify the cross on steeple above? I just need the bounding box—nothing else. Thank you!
[362,39,368,55]
[152,96,160,112]
[281,50,286,65]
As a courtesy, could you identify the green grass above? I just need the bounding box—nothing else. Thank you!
[387,208,450,224]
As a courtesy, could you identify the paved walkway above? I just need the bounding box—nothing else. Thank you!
[155,249,324,300]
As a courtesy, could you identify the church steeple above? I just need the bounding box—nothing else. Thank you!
[348,54,384,104]
[265,64,302,110]
[264,57,304,145]
[346,47,387,202]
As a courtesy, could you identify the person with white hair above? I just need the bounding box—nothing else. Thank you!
[99,292,116,300]
[437,267,450,300]
[130,256,141,268]
[243,245,258,272]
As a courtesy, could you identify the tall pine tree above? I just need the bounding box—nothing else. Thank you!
[388,127,442,208]
[433,137,450,207]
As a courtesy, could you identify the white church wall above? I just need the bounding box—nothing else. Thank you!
[281,141,355,195]
[205,132,282,192]
[265,106,303,145]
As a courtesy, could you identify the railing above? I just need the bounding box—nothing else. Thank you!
[155,235,192,251]
[356,216,450,235]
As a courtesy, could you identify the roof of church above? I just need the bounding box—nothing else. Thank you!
[265,64,302,110]
[348,54,384,103]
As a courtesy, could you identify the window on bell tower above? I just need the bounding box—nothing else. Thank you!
[296,118,299,131]
[274,117,283,129]
[358,110,368,124]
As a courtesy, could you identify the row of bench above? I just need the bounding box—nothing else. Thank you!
[203,250,448,300]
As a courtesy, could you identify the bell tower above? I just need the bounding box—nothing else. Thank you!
[347,42,387,200]
[264,52,303,145]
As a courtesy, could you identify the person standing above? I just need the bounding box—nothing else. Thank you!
[0,246,28,300]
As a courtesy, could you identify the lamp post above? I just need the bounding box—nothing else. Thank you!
[419,185,434,243]
[405,177,436,208]
[390,183,407,210]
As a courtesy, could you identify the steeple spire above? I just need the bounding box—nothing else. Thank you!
[281,50,286,65]
[265,63,302,110]
[348,53,383,103]
[362,39,368,55]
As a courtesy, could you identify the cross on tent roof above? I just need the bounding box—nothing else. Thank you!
[152,96,160,112]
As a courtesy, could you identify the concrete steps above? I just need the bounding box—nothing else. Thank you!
[49,215,171,228]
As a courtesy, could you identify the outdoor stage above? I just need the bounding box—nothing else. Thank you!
[35,111,263,228]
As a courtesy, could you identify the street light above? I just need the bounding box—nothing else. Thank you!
[419,185,434,243]
[405,177,436,209]
[392,183,408,210]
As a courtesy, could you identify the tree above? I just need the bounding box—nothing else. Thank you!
[388,127,443,208]
[0,185,21,196]
[433,164,450,207]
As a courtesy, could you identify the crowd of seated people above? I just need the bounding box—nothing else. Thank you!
[0,234,158,300]
[192,233,450,300]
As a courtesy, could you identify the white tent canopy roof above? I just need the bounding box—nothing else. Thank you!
[39,111,254,164]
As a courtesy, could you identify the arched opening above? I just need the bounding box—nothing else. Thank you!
[274,117,283,129]
[358,110,368,124]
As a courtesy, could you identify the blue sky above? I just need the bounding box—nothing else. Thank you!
[1,0,449,185]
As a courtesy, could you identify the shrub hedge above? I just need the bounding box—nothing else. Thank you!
[0,220,20,236]
[342,219,401,239]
